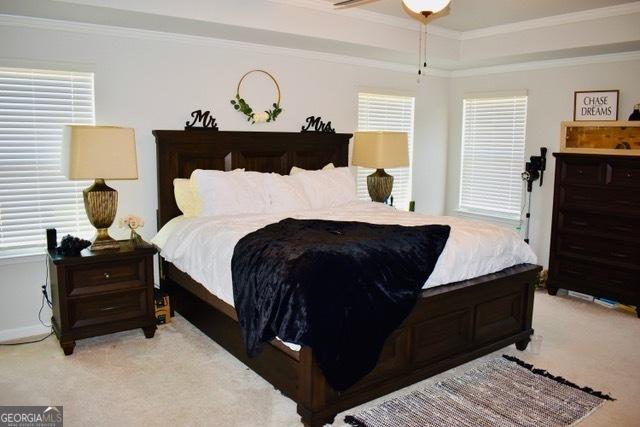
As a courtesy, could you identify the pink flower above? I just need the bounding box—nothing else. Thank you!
[118,214,144,230]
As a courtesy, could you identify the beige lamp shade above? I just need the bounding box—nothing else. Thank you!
[62,125,138,180]
[351,131,409,169]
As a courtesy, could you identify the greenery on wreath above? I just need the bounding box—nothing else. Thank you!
[230,95,282,124]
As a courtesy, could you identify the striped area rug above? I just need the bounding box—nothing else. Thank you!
[345,355,614,427]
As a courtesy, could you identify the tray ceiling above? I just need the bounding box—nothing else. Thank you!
[344,0,639,31]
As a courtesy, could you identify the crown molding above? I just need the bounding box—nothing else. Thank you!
[0,14,455,76]
[267,0,640,42]
[265,0,461,39]
[2,13,638,80]
[451,50,640,78]
[460,2,640,40]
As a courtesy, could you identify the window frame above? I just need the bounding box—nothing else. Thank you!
[0,67,95,259]
[356,91,416,211]
[457,91,528,222]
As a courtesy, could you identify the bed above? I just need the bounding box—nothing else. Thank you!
[153,130,541,427]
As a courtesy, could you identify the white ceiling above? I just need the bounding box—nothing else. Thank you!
[341,0,639,31]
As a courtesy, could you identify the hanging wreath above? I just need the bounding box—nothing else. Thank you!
[230,70,283,124]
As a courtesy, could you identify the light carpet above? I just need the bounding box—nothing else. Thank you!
[0,291,639,426]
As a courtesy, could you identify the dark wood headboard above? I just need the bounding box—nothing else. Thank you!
[153,130,352,228]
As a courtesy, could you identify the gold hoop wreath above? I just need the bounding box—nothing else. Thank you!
[230,70,283,124]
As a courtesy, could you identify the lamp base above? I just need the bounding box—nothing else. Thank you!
[367,169,394,203]
[84,179,120,251]
[90,228,120,251]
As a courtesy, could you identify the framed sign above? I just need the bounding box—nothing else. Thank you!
[574,90,619,121]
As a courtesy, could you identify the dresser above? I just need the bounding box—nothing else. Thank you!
[48,241,157,355]
[548,153,639,317]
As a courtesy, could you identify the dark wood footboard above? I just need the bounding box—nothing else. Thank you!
[161,262,540,427]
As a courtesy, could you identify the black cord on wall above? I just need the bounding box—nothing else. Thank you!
[0,257,54,346]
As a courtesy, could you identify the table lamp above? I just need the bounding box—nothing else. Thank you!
[352,131,409,203]
[62,125,138,251]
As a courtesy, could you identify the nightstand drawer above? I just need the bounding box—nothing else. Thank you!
[68,258,144,297]
[68,289,148,329]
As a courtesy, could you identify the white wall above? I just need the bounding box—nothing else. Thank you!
[413,76,450,215]
[446,59,640,267]
[0,21,450,339]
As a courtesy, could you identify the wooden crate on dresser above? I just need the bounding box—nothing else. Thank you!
[548,152,640,317]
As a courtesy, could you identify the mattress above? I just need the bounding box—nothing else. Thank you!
[152,201,537,351]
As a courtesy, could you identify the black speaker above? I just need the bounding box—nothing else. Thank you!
[46,228,57,250]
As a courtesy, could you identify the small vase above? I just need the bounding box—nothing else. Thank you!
[130,229,145,248]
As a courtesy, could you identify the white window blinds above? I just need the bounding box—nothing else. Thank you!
[459,94,527,220]
[357,92,415,210]
[0,67,95,256]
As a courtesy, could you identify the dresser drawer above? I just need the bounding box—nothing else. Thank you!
[558,210,639,239]
[557,234,639,265]
[560,185,640,211]
[560,157,605,185]
[553,257,637,296]
[609,161,640,188]
[68,289,148,329]
[67,258,145,297]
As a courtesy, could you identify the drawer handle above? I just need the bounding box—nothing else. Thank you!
[609,279,625,285]
[615,200,632,205]
[103,272,111,279]
[571,221,588,226]
[101,305,119,312]
[577,169,584,175]
[610,252,628,259]
[626,172,633,178]
[567,245,585,251]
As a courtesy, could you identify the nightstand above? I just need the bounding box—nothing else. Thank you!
[48,241,157,355]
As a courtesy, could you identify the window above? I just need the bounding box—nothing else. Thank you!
[459,93,528,220]
[357,92,415,210]
[0,67,95,256]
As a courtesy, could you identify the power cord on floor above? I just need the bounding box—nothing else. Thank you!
[0,257,54,346]
[0,331,53,346]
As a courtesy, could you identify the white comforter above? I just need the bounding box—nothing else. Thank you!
[154,201,537,310]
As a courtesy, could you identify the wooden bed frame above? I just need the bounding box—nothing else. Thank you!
[153,130,541,427]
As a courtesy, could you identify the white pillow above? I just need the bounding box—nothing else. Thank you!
[173,179,200,217]
[151,215,188,250]
[290,167,357,209]
[290,163,334,175]
[263,173,311,213]
[190,169,268,217]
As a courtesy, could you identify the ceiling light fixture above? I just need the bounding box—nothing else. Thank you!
[402,0,452,18]
[333,0,453,82]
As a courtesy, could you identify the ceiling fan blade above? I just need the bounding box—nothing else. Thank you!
[333,0,370,7]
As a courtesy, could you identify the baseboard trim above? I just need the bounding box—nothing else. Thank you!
[0,324,51,343]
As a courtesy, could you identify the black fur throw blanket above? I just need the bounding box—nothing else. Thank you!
[232,218,450,391]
